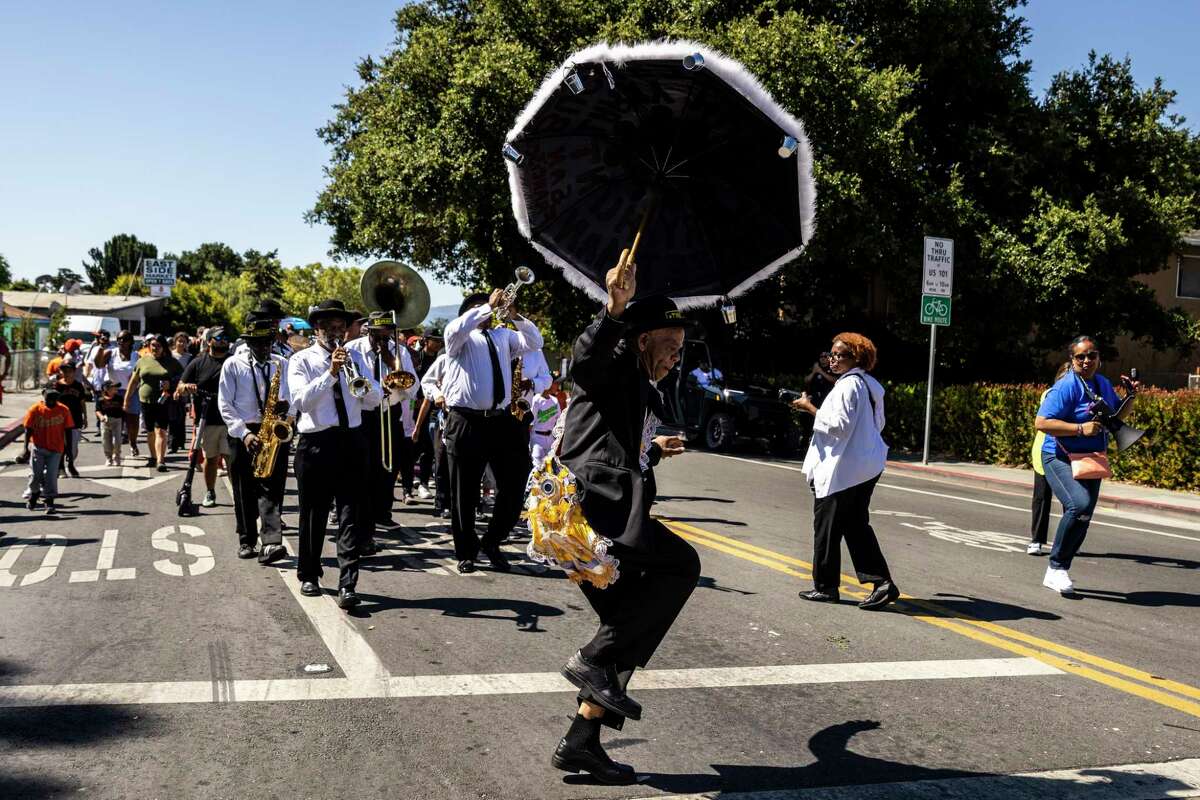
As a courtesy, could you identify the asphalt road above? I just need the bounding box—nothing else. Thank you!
[1,428,1198,800]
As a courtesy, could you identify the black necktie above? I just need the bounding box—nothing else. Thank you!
[483,331,504,410]
[260,363,270,410]
[331,356,350,428]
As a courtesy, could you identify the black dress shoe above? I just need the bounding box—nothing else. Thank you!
[360,539,380,556]
[457,559,476,574]
[481,546,511,572]
[560,651,642,720]
[337,588,359,610]
[67,466,81,479]
[299,581,321,597]
[799,588,840,603]
[858,580,900,610]
[375,517,396,529]
[258,544,287,565]
[551,737,637,785]
[237,545,257,559]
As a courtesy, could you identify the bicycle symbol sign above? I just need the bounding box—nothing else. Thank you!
[920,293,952,326]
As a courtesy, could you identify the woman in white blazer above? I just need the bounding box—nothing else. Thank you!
[792,333,899,610]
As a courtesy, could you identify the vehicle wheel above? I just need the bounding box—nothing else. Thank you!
[704,412,736,451]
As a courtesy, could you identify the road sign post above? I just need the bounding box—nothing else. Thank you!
[921,237,953,465]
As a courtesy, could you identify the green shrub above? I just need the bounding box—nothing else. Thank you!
[882,382,1200,492]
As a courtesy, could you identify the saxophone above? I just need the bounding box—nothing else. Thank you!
[511,357,531,420]
[252,361,294,479]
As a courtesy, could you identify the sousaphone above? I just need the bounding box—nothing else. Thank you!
[360,260,431,329]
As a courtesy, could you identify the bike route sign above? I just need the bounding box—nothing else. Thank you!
[920,294,952,326]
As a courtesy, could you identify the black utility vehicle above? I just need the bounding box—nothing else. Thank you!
[658,339,800,454]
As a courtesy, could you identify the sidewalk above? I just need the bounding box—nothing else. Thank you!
[0,387,38,449]
[887,454,1200,522]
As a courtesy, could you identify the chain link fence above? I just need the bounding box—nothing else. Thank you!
[7,349,51,391]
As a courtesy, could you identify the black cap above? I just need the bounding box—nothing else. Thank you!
[622,295,696,333]
[361,311,397,327]
[458,292,490,317]
[243,319,277,340]
[307,299,357,325]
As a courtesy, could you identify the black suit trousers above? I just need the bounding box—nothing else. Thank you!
[444,409,530,561]
[294,427,370,589]
[810,474,890,592]
[227,428,288,548]
[1031,470,1052,545]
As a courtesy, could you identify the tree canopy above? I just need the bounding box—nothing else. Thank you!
[83,234,158,292]
[310,0,1200,380]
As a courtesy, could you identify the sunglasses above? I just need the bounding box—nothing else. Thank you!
[1072,351,1100,363]
[828,351,855,361]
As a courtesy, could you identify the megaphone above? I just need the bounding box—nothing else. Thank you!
[1112,420,1149,452]
[1088,395,1149,452]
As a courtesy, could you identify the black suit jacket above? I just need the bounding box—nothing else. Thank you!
[561,311,665,552]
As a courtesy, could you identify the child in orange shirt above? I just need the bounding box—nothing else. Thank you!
[22,386,74,513]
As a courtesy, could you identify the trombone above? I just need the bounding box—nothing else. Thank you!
[360,260,430,472]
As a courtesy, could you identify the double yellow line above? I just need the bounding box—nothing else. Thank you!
[663,518,1200,718]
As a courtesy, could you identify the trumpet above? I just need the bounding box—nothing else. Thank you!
[491,266,535,327]
[331,339,371,398]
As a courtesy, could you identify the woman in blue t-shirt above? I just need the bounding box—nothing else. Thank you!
[1034,335,1138,595]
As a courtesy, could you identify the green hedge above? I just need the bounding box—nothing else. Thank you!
[883,382,1200,492]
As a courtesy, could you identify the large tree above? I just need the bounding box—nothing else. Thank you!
[281,262,363,317]
[174,242,244,283]
[0,252,12,287]
[83,234,158,292]
[241,248,285,303]
[310,0,1200,381]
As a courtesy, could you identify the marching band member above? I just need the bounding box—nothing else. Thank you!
[217,317,291,565]
[287,299,382,610]
[553,258,697,784]
[415,351,450,518]
[411,329,444,499]
[345,311,419,530]
[441,291,543,573]
[517,348,552,414]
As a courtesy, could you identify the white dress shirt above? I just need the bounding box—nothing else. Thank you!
[286,340,382,434]
[801,368,888,499]
[520,349,553,402]
[441,304,544,410]
[420,353,448,404]
[218,350,292,441]
[344,335,419,436]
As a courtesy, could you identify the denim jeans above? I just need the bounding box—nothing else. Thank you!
[1041,450,1101,570]
[24,446,62,501]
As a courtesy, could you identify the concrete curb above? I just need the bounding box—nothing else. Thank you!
[886,459,1200,520]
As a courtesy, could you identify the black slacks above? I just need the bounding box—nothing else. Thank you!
[577,523,701,729]
[1030,470,1052,545]
[810,474,890,592]
[444,409,530,561]
[294,427,370,589]
[433,421,449,511]
[227,426,288,549]
[361,407,404,523]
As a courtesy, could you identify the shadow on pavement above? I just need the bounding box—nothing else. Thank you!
[587,719,1197,796]
[667,516,748,527]
[0,536,99,548]
[352,592,563,631]
[1085,551,1200,570]
[696,575,756,596]
[0,702,159,799]
[895,593,1061,622]
[1069,588,1200,608]
[657,495,736,504]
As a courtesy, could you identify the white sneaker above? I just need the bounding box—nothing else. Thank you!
[1042,566,1075,594]
[416,484,432,500]
[1026,542,1044,555]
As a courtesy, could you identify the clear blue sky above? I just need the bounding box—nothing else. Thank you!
[1,1,1196,306]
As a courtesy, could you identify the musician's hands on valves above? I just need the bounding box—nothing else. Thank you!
[329,345,348,378]
[489,288,518,320]
[243,432,262,453]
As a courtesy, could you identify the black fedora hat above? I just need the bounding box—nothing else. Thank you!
[307,299,357,326]
[247,298,287,323]
[458,292,491,317]
[623,295,697,334]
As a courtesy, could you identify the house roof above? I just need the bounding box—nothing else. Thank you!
[2,302,48,320]
[0,291,166,314]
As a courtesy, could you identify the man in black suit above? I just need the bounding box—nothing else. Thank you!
[552,254,699,785]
